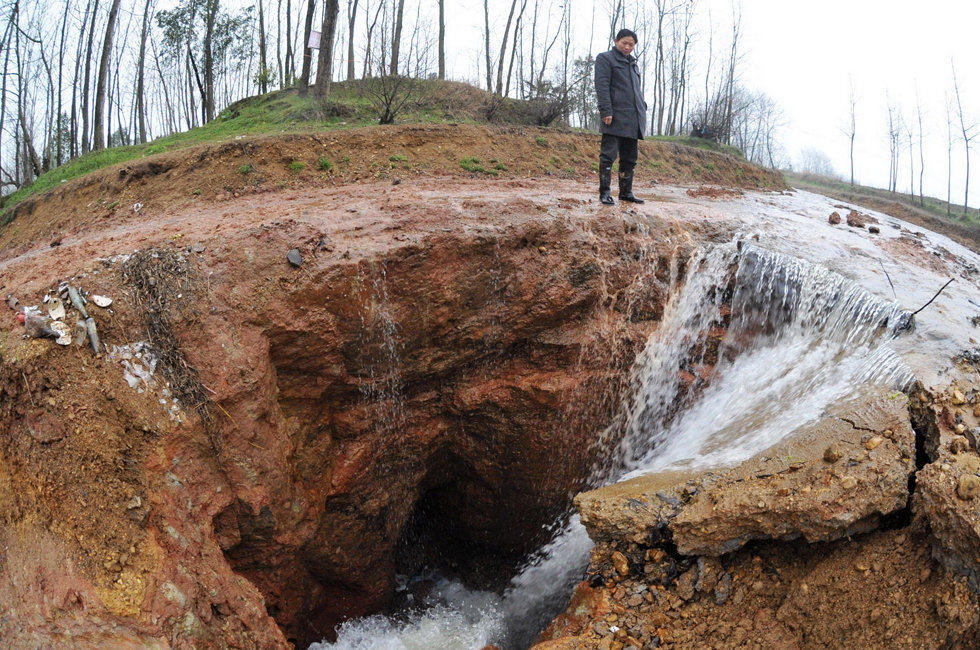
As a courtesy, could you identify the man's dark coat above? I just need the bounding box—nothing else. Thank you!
[594,47,648,139]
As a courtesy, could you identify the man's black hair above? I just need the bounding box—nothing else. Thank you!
[615,29,638,43]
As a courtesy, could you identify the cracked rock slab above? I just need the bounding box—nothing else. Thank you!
[576,388,915,556]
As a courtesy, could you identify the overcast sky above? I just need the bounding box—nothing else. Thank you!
[738,0,979,207]
[442,0,978,207]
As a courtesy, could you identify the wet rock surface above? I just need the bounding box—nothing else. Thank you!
[540,382,980,649]
[577,389,916,555]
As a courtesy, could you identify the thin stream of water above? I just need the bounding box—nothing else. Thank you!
[313,242,915,650]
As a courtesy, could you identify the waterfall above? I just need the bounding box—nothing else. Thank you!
[313,241,915,650]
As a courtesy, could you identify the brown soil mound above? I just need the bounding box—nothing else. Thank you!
[0,124,783,262]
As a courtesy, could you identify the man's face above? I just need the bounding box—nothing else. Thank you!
[615,36,636,57]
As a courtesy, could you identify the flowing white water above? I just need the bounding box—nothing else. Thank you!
[315,241,915,650]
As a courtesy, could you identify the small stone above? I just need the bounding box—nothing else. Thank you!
[612,551,630,576]
[950,436,970,454]
[865,436,884,450]
[868,225,880,234]
[973,403,980,418]
[676,567,697,601]
[956,474,980,500]
[828,211,841,225]
[287,249,303,267]
[824,445,843,463]
[883,428,894,439]
[538,245,548,255]
[855,562,870,572]
[840,476,858,489]
[192,242,207,254]
[951,389,966,405]
[714,573,732,605]
[955,423,967,434]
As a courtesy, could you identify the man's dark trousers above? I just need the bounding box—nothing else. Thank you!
[599,134,638,174]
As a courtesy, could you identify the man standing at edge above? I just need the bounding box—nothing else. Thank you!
[594,29,647,205]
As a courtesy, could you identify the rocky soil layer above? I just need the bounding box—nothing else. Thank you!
[535,382,980,649]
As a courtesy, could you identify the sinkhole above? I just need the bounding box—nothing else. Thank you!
[226,241,919,649]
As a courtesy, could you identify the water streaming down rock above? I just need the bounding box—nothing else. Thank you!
[616,242,914,478]
[315,241,916,650]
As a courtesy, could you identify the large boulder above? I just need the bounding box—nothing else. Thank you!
[577,388,916,555]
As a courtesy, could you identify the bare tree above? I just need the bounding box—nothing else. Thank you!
[202,0,219,121]
[916,92,925,205]
[494,0,521,95]
[945,94,954,217]
[886,97,902,193]
[846,83,856,186]
[389,0,405,75]
[482,0,491,90]
[952,62,977,217]
[313,0,340,98]
[346,0,359,80]
[437,0,445,79]
[92,0,122,151]
[299,0,316,91]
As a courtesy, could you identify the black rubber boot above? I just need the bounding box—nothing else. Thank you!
[618,170,645,204]
[599,167,615,205]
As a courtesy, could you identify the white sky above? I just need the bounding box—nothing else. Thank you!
[738,0,980,207]
[439,0,979,207]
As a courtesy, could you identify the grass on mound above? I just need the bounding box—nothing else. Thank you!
[2,79,750,220]
[786,171,980,227]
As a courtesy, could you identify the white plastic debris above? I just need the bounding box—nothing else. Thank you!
[47,297,66,320]
[50,320,72,345]
[92,295,113,308]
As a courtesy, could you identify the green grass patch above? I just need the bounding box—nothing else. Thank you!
[239,164,253,175]
[288,160,306,172]
[318,157,334,172]
[459,157,498,175]
[389,154,408,162]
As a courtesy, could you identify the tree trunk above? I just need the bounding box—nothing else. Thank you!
[56,0,71,164]
[93,0,122,151]
[483,0,491,91]
[203,0,218,121]
[347,0,359,81]
[81,0,101,153]
[494,0,519,96]
[390,0,405,75]
[313,0,340,98]
[258,0,269,93]
[437,0,445,79]
[286,0,293,84]
[299,0,316,92]
[136,0,152,143]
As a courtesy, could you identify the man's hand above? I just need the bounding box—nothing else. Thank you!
[602,115,613,125]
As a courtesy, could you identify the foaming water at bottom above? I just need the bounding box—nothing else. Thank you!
[313,518,593,650]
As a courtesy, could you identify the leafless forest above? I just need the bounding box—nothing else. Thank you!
[0,0,975,212]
